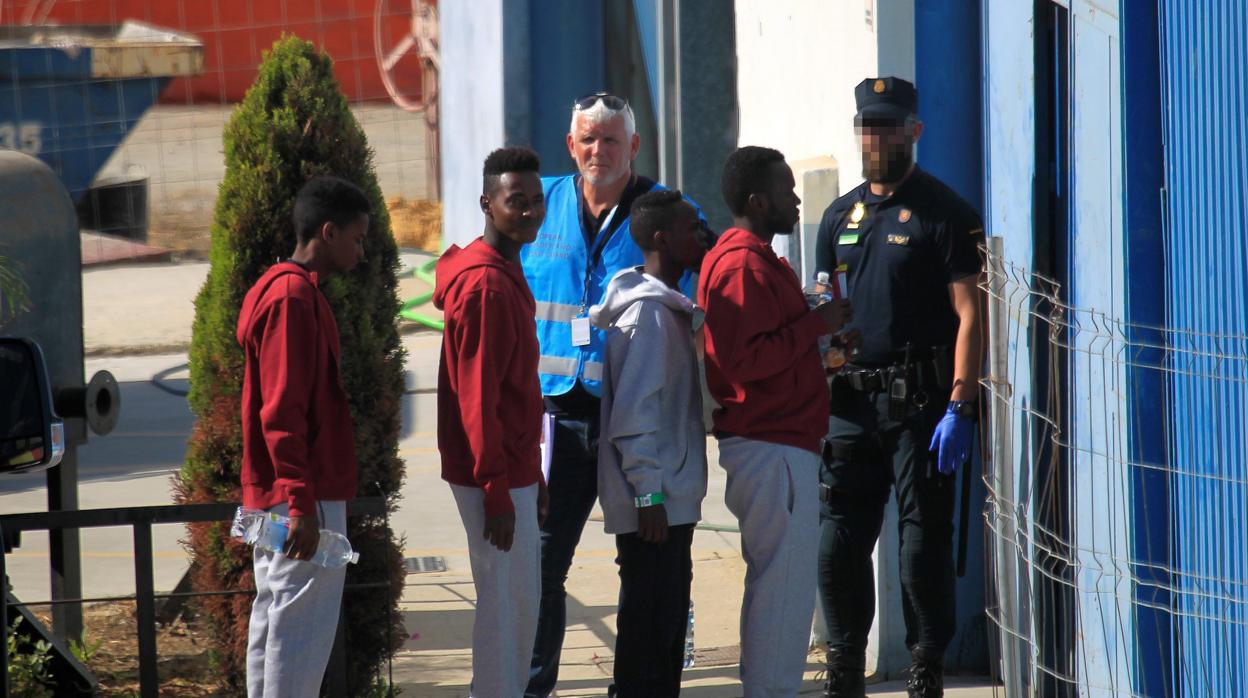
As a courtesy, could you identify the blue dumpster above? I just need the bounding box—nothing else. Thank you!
[0,21,202,201]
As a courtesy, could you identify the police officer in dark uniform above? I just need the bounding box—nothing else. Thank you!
[813,77,984,698]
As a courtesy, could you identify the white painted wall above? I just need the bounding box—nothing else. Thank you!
[734,0,915,200]
[438,0,507,248]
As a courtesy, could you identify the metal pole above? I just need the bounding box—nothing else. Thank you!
[325,602,348,696]
[2,522,9,698]
[656,0,681,189]
[984,236,1020,693]
[47,443,84,642]
[133,519,158,698]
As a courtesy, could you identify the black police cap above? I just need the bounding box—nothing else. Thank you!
[855,77,918,122]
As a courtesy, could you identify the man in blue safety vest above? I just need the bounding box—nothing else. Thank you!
[521,92,703,698]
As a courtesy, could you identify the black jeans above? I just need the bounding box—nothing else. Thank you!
[612,524,695,698]
[525,414,601,698]
[817,376,956,662]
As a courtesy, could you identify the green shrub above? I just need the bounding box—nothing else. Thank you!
[0,251,30,329]
[174,35,406,694]
[7,616,56,698]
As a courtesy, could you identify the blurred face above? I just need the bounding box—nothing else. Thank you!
[655,204,709,271]
[763,161,801,235]
[325,213,367,273]
[857,117,922,184]
[483,171,546,243]
[567,113,639,186]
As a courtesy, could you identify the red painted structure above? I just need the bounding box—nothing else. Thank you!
[1,0,428,104]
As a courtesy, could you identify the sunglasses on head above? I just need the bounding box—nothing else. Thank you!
[573,92,629,111]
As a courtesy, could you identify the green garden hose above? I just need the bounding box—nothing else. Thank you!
[399,256,444,331]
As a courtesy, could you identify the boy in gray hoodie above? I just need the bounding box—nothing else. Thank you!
[590,189,711,697]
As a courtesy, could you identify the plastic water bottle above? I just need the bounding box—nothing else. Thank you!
[230,507,360,568]
[683,600,695,669]
[812,272,848,370]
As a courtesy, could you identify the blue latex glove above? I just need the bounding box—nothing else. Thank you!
[929,407,974,475]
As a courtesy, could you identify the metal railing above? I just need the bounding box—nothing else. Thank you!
[0,497,386,698]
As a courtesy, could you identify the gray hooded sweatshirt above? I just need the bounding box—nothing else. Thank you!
[590,267,708,535]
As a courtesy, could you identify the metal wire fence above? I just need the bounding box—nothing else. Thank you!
[981,239,1248,697]
[0,0,440,257]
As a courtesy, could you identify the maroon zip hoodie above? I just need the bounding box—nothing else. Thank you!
[435,238,544,517]
[697,227,831,454]
[237,261,358,517]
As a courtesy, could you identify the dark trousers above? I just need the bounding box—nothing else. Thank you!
[612,524,695,698]
[817,377,956,662]
[526,415,600,698]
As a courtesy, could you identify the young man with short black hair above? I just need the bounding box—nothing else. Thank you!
[238,175,370,696]
[699,146,852,697]
[590,188,710,697]
[435,146,551,697]
[521,94,705,697]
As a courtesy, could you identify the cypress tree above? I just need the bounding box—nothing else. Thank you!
[175,36,406,694]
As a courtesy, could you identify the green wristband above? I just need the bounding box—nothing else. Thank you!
[634,492,665,508]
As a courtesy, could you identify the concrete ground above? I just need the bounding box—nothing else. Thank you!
[1,257,999,697]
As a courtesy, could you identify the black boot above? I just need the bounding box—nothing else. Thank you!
[823,648,866,698]
[903,648,944,698]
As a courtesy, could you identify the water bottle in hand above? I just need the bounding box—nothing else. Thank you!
[231,507,360,568]
[810,272,848,370]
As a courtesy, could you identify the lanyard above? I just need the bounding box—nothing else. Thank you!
[579,204,620,311]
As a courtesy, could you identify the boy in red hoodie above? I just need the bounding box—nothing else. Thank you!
[435,146,550,697]
[236,175,369,696]
[698,146,852,697]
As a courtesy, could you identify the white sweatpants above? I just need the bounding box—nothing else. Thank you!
[246,500,347,698]
[451,483,541,698]
[719,437,821,698]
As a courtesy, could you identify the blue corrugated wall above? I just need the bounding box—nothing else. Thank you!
[1159,3,1248,696]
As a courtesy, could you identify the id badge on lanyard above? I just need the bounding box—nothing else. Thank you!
[571,204,619,348]
[571,315,591,346]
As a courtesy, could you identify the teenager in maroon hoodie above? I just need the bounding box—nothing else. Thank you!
[698,147,852,697]
[435,146,550,697]
[236,175,369,696]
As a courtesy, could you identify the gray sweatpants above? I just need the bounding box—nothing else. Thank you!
[719,436,821,698]
[451,483,540,698]
[246,500,347,698]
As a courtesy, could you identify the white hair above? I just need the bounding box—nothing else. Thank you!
[570,99,636,138]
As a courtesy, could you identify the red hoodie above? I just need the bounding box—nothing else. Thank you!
[697,227,831,454]
[237,261,358,517]
[434,238,544,517]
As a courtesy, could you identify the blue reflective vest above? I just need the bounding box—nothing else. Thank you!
[522,174,700,398]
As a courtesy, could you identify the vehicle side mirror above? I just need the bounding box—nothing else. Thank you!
[0,337,65,474]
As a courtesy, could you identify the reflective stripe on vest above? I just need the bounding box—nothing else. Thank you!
[538,355,578,377]
[537,355,602,382]
[582,361,603,382]
[535,300,581,323]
